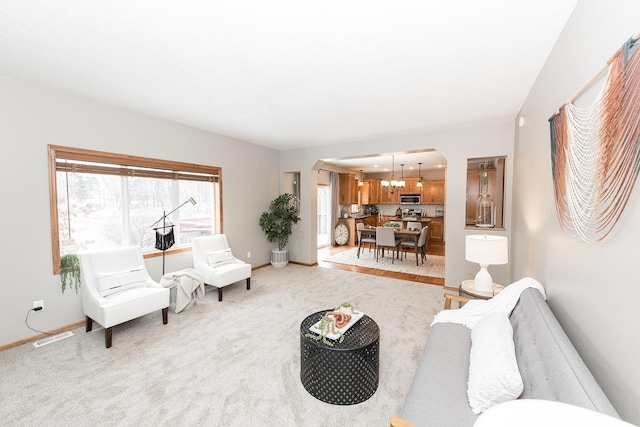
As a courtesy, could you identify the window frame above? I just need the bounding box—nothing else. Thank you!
[48,144,223,274]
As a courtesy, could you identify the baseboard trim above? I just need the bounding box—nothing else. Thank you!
[0,320,85,352]
[290,261,317,267]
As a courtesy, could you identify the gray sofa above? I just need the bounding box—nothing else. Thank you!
[395,287,619,427]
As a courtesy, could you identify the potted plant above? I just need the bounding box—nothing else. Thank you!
[60,253,81,293]
[259,193,300,268]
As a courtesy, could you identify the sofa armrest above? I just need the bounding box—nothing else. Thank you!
[444,293,469,309]
[390,416,416,427]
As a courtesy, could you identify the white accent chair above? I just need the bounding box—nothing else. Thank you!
[192,234,251,302]
[79,246,170,348]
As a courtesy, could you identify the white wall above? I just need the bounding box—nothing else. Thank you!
[281,120,515,288]
[513,0,640,422]
[0,75,280,346]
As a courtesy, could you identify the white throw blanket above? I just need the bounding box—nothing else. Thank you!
[432,277,546,328]
[159,268,205,313]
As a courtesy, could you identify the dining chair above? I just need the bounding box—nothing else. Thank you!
[401,225,429,265]
[376,226,401,263]
[356,222,376,258]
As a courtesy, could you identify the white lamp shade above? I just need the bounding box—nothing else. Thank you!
[465,235,508,265]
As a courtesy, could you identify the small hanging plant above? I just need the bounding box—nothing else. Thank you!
[60,253,81,294]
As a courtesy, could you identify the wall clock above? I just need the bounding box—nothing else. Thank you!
[334,222,349,245]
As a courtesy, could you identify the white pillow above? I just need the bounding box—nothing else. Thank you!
[96,268,149,297]
[467,311,523,414]
[207,248,236,268]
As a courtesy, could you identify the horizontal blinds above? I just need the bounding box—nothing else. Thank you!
[51,145,220,183]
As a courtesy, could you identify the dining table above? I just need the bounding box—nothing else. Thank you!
[358,226,423,266]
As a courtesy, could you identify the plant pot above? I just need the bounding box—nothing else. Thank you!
[271,249,289,268]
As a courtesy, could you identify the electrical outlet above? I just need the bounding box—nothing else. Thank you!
[247,251,251,258]
[33,300,44,311]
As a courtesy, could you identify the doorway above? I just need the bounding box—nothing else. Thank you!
[317,185,331,247]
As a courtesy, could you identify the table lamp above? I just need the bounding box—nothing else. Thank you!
[465,234,508,292]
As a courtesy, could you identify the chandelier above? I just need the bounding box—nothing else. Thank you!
[381,155,405,194]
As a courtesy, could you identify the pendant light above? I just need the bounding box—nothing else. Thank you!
[416,162,423,187]
[381,155,406,194]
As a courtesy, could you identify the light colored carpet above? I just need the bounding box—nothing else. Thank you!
[324,247,445,278]
[0,265,444,427]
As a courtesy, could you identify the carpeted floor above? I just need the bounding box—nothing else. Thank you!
[323,247,445,278]
[0,265,445,427]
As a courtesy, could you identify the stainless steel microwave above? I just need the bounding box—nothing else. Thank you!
[400,194,421,204]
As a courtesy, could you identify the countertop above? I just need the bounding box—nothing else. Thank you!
[343,214,443,220]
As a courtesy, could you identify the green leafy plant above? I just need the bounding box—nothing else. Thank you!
[60,253,81,294]
[304,303,359,346]
[259,193,301,251]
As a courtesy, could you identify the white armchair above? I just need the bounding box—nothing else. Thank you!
[192,234,251,301]
[79,246,170,348]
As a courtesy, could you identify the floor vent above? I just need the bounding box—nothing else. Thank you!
[33,331,74,348]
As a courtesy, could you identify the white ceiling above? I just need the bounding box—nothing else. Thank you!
[0,1,577,154]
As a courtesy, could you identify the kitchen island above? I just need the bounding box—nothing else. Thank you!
[401,216,444,243]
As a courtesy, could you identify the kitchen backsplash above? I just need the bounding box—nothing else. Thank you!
[377,204,444,217]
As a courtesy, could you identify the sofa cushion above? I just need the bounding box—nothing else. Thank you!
[207,248,236,268]
[468,311,523,414]
[510,288,619,417]
[96,268,149,297]
[399,323,479,427]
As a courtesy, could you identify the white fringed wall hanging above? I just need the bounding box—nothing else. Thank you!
[549,33,640,243]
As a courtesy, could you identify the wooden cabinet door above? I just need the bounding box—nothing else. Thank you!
[361,178,380,204]
[422,180,445,204]
[367,178,380,204]
[360,181,369,205]
[364,216,378,227]
[379,186,398,204]
[431,180,445,204]
[339,173,358,205]
[429,218,444,241]
[400,177,419,194]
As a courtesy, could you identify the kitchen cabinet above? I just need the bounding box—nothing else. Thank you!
[429,217,444,241]
[343,219,357,246]
[364,216,379,227]
[339,173,358,205]
[379,187,399,204]
[380,215,401,225]
[400,177,421,195]
[422,180,445,204]
[360,178,380,205]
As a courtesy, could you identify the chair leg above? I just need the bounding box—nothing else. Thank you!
[85,316,93,332]
[162,307,168,325]
[246,277,251,290]
[218,287,223,302]
[105,327,113,348]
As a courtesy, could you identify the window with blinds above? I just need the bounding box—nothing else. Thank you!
[48,145,222,273]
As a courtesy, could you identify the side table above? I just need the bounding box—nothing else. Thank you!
[300,310,380,405]
[459,279,504,300]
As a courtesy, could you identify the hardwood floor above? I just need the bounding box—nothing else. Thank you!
[317,241,445,286]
